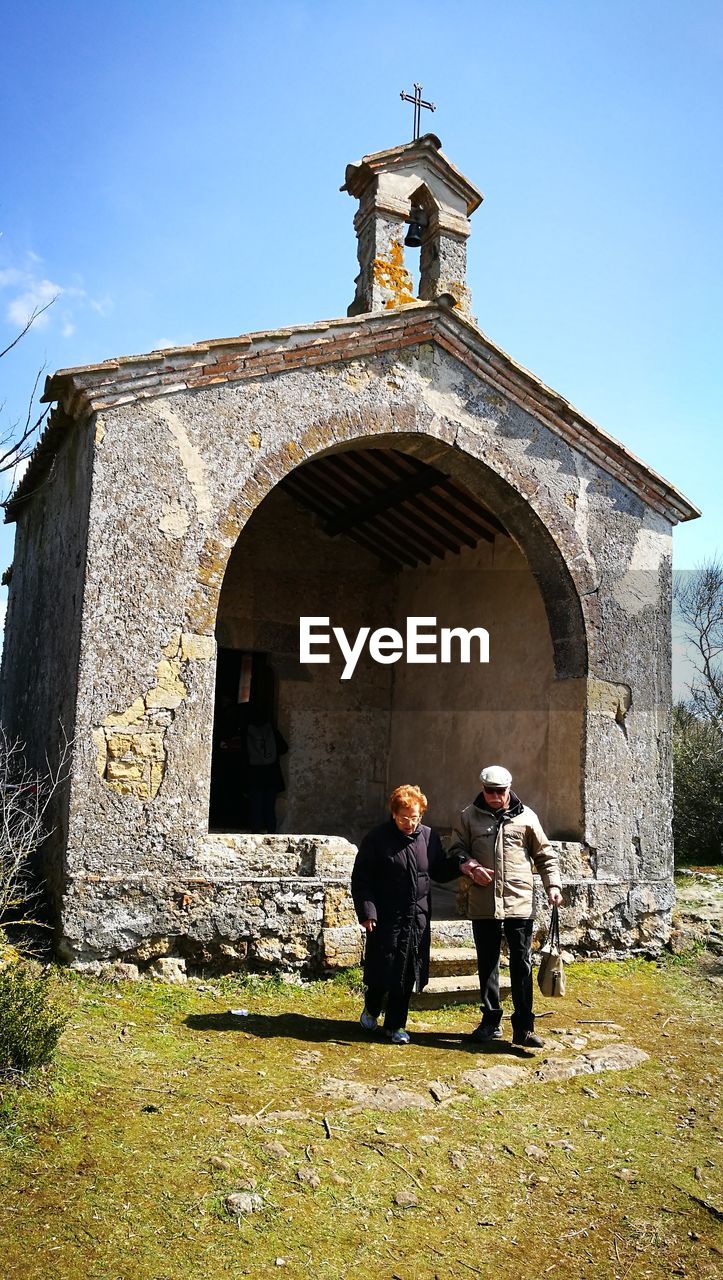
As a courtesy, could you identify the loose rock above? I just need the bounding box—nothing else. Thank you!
[225,1191,264,1216]
[461,1064,527,1095]
[394,1189,419,1208]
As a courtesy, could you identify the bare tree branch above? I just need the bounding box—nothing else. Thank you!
[674,559,723,732]
[0,297,56,361]
[0,726,73,926]
[0,299,58,502]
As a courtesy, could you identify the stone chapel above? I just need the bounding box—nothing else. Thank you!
[0,134,699,973]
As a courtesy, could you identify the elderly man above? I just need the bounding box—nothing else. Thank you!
[449,765,563,1049]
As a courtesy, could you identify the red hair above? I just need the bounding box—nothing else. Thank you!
[389,784,428,814]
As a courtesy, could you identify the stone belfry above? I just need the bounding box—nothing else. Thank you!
[342,133,483,318]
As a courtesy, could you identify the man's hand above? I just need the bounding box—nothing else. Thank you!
[460,860,494,887]
[548,888,563,906]
[361,919,376,932]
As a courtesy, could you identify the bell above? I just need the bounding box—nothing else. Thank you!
[404,205,427,248]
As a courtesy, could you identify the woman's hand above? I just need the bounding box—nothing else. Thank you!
[361,919,376,932]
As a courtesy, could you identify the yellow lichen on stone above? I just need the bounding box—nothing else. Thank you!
[106,758,145,782]
[248,430,261,449]
[104,697,146,728]
[145,654,187,710]
[95,625,215,803]
[106,733,135,759]
[587,678,632,720]
[373,239,415,309]
[180,632,216,661]
[100,730,167,800]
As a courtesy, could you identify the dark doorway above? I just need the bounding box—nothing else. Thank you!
[208,650,286,832]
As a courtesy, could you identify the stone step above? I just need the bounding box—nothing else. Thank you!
[428,946,479,977]
[411,973,511,1009]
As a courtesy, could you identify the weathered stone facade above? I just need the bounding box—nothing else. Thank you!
[0,136,698,973]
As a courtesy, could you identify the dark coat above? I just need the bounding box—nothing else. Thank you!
[351,819,461,993]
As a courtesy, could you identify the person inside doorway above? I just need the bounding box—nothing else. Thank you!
[243,703,288,834]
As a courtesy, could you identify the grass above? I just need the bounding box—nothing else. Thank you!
[0,957,721,1280]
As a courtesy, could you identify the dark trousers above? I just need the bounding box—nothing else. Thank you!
[472,917,535,1036]
[247,786,277,834]
[365,974,415,1032]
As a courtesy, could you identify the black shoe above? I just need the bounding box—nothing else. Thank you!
[512,1030,544,1049]
[470,1022,504,1044]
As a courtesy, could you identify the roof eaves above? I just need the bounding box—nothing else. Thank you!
[22,302,700,529]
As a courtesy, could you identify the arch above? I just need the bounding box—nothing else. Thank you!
[207,426,590,844]
[193,404,593,683]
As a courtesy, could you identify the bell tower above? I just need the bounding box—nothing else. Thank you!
[342,133,483,319]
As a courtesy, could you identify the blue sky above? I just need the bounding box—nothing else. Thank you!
[1,0,721,690]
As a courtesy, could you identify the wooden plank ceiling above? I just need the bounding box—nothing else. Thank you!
[280,447,508,570]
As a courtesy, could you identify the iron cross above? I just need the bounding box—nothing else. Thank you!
[400,83,436,140]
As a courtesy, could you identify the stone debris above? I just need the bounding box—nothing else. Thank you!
[533,1043,649,1085]
[524,1144,547,1161]
[209,1155,232,1172]
[550,1032,589,1050]
[428,1079,454,1103]
[225,1191,264,1216]
[296,1166,321,1188]
[461,1064,527,1095]
[319,1077,433,1112]
[393,1189,419,1208]
[263,1141,291,1160]
[449,1150,466,1170]
[148,956,187,983]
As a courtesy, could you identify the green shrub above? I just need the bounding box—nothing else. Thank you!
[0,962,68,1076]
[672,703,723,864]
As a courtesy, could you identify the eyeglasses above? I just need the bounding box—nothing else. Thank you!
[482,785,507,795]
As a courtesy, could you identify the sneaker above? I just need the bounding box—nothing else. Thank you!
[470,1022,504,1044]
[359,1009,378,1031]
[386,1028,411,1045]
[512,1030,545,1049]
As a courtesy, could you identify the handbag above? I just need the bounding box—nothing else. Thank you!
[537,903,566,997]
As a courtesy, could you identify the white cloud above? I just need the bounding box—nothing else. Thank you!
[0,251,112,337]
[7,277,61,328]
[0,267,25,288]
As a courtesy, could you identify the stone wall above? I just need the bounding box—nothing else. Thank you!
[0,413,96,905]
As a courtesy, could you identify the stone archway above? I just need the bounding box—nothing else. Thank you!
[209,433,589,845]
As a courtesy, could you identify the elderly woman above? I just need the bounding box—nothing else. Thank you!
[351,784,460,1044]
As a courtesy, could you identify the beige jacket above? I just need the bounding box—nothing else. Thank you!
[449,792,561,920]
